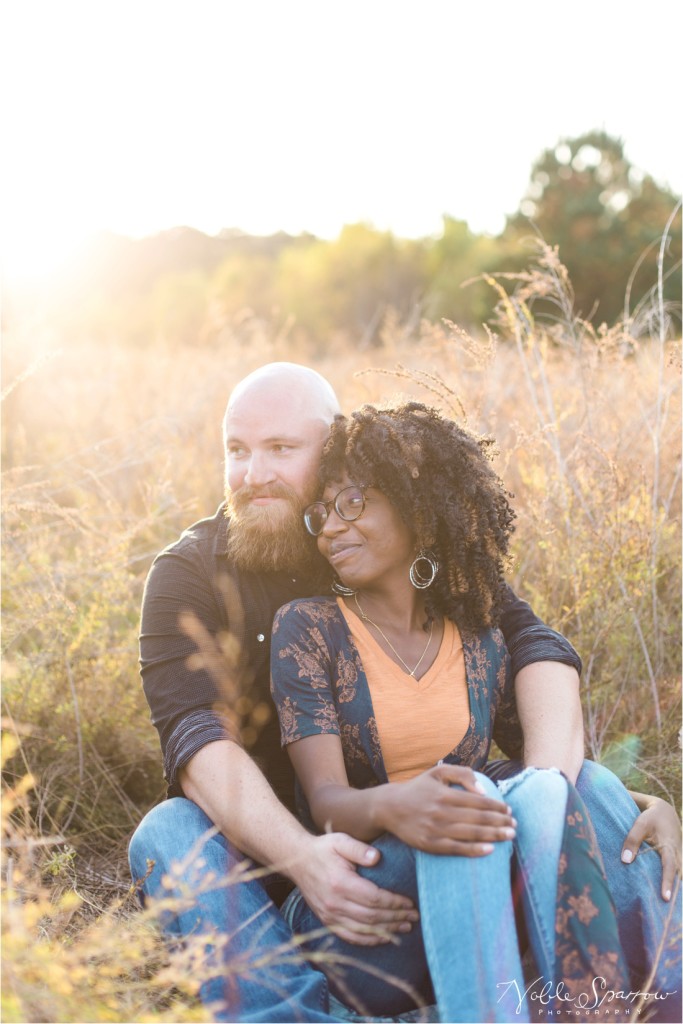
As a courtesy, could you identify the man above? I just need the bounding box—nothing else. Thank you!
[130,362,680,1023]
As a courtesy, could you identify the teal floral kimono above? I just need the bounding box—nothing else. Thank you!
[271,597,523,796]
[271,597,630,1017]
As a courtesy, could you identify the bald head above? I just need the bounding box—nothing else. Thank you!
[224,362,339,442]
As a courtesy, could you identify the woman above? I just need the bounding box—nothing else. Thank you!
[270,403,634,1023]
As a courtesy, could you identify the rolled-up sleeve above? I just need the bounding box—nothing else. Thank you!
[140,547,232,793]
[498,585,582,678]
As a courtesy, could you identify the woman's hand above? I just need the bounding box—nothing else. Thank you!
[377,763,515,856]
[622,796,681,901]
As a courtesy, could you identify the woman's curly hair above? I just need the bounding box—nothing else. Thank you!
[318,401,516,630]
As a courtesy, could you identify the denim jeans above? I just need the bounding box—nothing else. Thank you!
[129,761,681,1022]
[128,797,339,1023]
[485,758,682,1023]
[285,768,606,1023]
[575,760,682,1024]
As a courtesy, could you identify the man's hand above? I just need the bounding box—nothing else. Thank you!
[622,796,682,901]
[289,832,419,946]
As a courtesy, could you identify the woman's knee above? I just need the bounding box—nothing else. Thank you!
[472,770,501,801]
[497,765,569,806]
[497,768,571,846]
[357,832,419,902]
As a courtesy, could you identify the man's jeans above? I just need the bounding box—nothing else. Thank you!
[128,761,681,1023]
[577,760,682,1022]
[128,796,338,1023]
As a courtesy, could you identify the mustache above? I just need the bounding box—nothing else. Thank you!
[228,482,303,512]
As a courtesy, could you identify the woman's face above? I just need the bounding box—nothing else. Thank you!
[316,473,416,592]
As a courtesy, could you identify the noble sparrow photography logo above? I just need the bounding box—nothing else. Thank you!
[497,975,677,1017]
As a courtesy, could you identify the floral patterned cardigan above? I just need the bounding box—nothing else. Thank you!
[270,597,630,1017]
[270,596,523,805]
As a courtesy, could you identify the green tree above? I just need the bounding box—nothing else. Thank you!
[505,131,681,326]
[424,216,503,327]
[275,223,428,346]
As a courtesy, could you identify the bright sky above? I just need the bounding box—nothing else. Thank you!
[2,0,681,279]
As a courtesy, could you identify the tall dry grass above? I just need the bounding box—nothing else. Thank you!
[2,243,680,1020]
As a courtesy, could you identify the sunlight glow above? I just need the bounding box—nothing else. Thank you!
[3,0,681,283]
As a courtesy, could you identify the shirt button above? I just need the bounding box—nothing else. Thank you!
[257,633,265,642]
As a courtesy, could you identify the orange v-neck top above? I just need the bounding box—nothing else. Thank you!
[337,599,471,783]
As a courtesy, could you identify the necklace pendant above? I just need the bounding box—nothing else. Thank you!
[353,592,434,678]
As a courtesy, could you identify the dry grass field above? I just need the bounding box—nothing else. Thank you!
[2,247,681,1021]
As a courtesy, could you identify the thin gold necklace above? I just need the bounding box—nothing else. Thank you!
[353,593,434,678]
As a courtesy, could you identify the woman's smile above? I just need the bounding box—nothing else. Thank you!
[327,540,362,566]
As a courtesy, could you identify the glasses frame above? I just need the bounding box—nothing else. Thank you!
[303,484,369,536]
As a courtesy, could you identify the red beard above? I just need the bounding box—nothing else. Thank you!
[225,483,319,574]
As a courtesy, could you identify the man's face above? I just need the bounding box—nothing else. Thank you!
[223,386,329,572]
[225,387,328,506]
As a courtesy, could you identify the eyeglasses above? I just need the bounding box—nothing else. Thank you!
[303,485,368,536]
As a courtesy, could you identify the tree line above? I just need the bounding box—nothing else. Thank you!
[7,131,680,350]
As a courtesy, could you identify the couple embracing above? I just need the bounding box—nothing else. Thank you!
[130,362,681,1023]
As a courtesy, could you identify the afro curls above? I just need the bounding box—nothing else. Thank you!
[318,402,516,629]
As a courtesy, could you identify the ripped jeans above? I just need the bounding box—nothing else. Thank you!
[285,767,625,1024]
[129,761,680,1023]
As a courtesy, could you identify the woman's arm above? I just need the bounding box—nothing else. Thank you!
[287,733,516,856]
